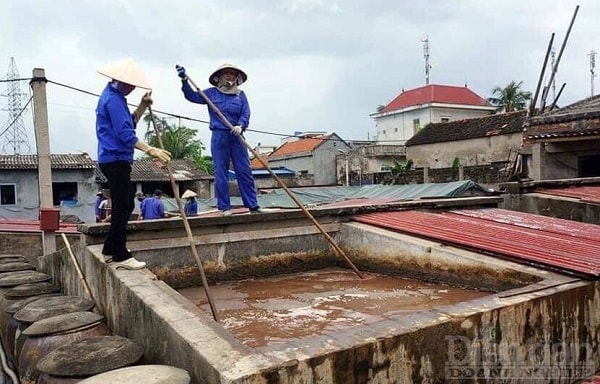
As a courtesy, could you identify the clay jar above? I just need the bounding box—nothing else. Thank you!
[2,294,64,365]
[0,281,61,344]
[0,268,47,308]
[36,336,145,383]
[13,295,94,366]
[18,311,111,384]
[77,365,191,384]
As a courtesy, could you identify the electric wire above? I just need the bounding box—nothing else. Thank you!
[5,77,381,146]
[0,94,32,139]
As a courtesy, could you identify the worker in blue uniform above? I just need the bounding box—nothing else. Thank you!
[176,63,263,216]
[96,57,171,270]
[138,190,169,220]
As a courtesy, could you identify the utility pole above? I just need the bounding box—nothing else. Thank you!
[2,57,31,154]
[31,68,56,254]
[421,35,432,85]
[590,50,597,97]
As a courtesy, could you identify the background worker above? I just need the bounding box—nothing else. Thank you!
[176,63,263,216]
[182,189,198,217]
[96,57,171,270]
[138,189,169,220]
[94,190,106,223]
[98,189,112,223]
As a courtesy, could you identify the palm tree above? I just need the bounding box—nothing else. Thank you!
[488,81,532,112]
[142,115,213,174]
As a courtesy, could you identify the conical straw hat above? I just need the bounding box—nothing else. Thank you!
[97,57,151,90]
[181,189,197,199]
[209,63,247,86]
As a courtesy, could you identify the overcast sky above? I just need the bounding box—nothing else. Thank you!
[1,0,598,159]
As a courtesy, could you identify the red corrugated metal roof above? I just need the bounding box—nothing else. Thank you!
[382,84,491,113]
[0,220,79,234]
[535,185,600,204]
[353,208,600,278]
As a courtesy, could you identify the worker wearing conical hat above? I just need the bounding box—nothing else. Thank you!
[96,57,171,270]
[176,63,263,216]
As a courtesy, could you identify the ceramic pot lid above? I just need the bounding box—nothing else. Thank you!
[78,365,191,384]
[23,311,104,337]
[4,282,61,299]
[14,295,94,323]
[37,336,145,377]
[4,293,64,315]
[0,271,51,287]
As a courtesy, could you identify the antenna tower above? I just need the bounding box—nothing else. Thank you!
[590,50,597,97]
[421,35,432,85]
[550,47,557,100]
[2,57,31,154]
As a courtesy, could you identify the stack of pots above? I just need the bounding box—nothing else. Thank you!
[12,295,95,366]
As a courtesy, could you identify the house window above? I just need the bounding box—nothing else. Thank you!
[394,127,398,132]
[413,118,420,133]
[53,182,78,206]
[0,184,16,205]
[441,117,450,123]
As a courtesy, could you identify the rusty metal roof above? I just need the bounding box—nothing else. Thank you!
[353,208,600,278]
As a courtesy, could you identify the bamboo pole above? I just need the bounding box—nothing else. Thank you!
[147,107,220,322]
[61,233,97,309]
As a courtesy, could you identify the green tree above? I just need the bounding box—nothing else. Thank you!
[142,115,213,174]
[487,80,532,112]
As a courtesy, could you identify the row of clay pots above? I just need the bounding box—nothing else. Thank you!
[0,254,190,383]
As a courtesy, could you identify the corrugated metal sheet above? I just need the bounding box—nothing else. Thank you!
[0,220,78,234]
[353,208,600,278]
[535,185,600,204]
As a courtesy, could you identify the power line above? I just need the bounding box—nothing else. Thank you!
[0,95,32,139]
[0,77,32,83]
[46,79,210,125]
[21,77,375,146]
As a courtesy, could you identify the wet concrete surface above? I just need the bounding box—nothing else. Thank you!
[178,267,490,348]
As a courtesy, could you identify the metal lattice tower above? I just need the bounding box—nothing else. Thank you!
[2,57,31,154]
[550,47,557,100]
[421,35,432,85]
[590,50,597,97]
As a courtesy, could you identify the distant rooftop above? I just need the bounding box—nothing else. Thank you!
[378,84,493,114]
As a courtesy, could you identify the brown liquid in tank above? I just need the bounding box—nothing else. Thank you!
[178,268,489,348]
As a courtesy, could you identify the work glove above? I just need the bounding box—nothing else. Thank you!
[232,125,243,136]
[147,147,172,163]
[135,140,172,163]
[176,65,187,80]
[133,91,153,124]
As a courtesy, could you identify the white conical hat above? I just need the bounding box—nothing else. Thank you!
[181,189,197,198]
[97,57,152,90]
[209,63,247,86]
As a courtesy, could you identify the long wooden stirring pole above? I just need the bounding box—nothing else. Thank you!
[178,67,364,279]
[147,107,220,322]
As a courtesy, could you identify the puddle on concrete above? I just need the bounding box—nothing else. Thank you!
[178,267,490,348]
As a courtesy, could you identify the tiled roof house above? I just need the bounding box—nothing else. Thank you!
[0,153,98,222]
[523,95,600,180]
[405,111,526,169]
[266,133,350,185]
[370,84,497,145]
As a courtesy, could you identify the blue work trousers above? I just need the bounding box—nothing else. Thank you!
[211,130,258,211]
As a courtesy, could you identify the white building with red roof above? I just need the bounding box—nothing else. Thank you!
[370,84,497,144]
